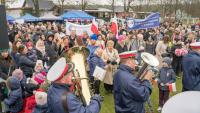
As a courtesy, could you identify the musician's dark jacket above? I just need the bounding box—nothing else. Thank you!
[182,50,200,91]
[47,83,101,113]
[113,64,152,113]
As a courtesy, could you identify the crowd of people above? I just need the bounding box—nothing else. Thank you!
[0,20,200,113]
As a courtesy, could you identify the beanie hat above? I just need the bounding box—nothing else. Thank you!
[12,69,23,81]
[163,57,172,66]
[34,60,44,72]
[35,91,47,106]
[34,71,47,84]
[90,34,98,40]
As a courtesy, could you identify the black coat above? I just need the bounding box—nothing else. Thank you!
[4,77,23,113]
[44,41,58,66]
[18,54,36,77]
[115,43,128,54]
[0,56,16,80]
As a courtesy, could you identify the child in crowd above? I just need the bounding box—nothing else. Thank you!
[32,91,48,113]
[32,60,47,85]
[4,77,23,113]
[156,57,176,112]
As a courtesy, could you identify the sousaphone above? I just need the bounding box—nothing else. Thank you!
[61,46,91,106]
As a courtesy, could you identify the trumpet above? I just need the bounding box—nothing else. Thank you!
[137,52,159,80]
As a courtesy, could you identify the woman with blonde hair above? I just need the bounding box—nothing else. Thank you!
[102,40,120,92]
[35,39,48,63]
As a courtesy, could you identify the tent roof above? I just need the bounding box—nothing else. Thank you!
[40,13,62,20]
[19,13,40,22]
[7,15,15,21]
[60,10,95,20]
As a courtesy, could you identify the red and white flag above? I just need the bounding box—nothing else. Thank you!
[169,83,177,92]
[111,16,118,39]
[91,18,99,35]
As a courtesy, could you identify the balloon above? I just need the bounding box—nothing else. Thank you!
[162,91,200,113]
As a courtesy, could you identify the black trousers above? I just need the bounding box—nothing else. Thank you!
[94,80,101,94]
[104,83,113,92]
[159,89,170,107]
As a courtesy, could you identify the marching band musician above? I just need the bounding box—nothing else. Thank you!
[113,51,153,113]
[182,42,200,91]
[47,58,103,113]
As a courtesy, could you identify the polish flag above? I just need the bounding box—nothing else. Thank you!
[169,83,177,92]
[111,16,118,39]
[91,18,99,35]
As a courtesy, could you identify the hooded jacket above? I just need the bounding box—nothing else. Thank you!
[4,77,23,113]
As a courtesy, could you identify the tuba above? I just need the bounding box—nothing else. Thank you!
[137,52,159,80]
[61,46,92,106]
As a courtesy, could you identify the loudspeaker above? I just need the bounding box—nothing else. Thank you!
[0,5,9,50]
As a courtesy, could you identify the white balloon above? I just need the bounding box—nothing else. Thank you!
[162,91,200,113]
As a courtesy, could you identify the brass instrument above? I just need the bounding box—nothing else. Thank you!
[137,52,159,80]
[61,46,92,106]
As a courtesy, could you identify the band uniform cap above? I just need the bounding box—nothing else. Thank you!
[119,51,137,59]
[47,57,74,82]
[190,42,200,49]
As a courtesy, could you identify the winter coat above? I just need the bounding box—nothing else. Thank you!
[113,64,152,113]
[32,104,48,113]
[102,48,120,85]
[157,67,176,91]
[115,43,128,54]
[155,41,168,67]
[182,51,200,91]
[18,54,36,77]
[11,52,20,67]
[88,54,105,80]
[27,48,38,62]
[0,56,16,80]
[4,77,23,113]
[24,95,36,113]
[87,45,99,62]
[44,41,58,66]
[36,49,48,63]
[47,83,101,113]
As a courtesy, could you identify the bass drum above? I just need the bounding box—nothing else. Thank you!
[61,46,91,106]
[162,91,200,113]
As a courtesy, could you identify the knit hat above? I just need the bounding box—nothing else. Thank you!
[35,91,47,106]
[90,34,98,40]
[163,57,172,66]
[34,60,44,72]
[12,69,23,81]
[34,71,47,84]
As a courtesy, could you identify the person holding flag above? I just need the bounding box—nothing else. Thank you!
[156,57,176,112]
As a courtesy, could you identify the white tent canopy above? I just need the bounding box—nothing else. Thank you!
[40,13,62,21]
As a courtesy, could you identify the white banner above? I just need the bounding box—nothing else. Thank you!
[66,22,93,36]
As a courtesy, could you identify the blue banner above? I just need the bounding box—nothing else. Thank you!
[127,12,160,30]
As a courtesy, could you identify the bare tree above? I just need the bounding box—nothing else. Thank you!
[124,0,134,12]
[0,0,6,5]
[81,0,88,11]
[29,0,40,16]
[58,0,65,13]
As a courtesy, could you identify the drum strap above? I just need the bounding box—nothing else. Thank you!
[61,91,70,113]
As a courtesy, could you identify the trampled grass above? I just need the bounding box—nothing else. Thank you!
[100,77,182,113]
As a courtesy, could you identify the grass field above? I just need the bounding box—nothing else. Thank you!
[100,77,182,113]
